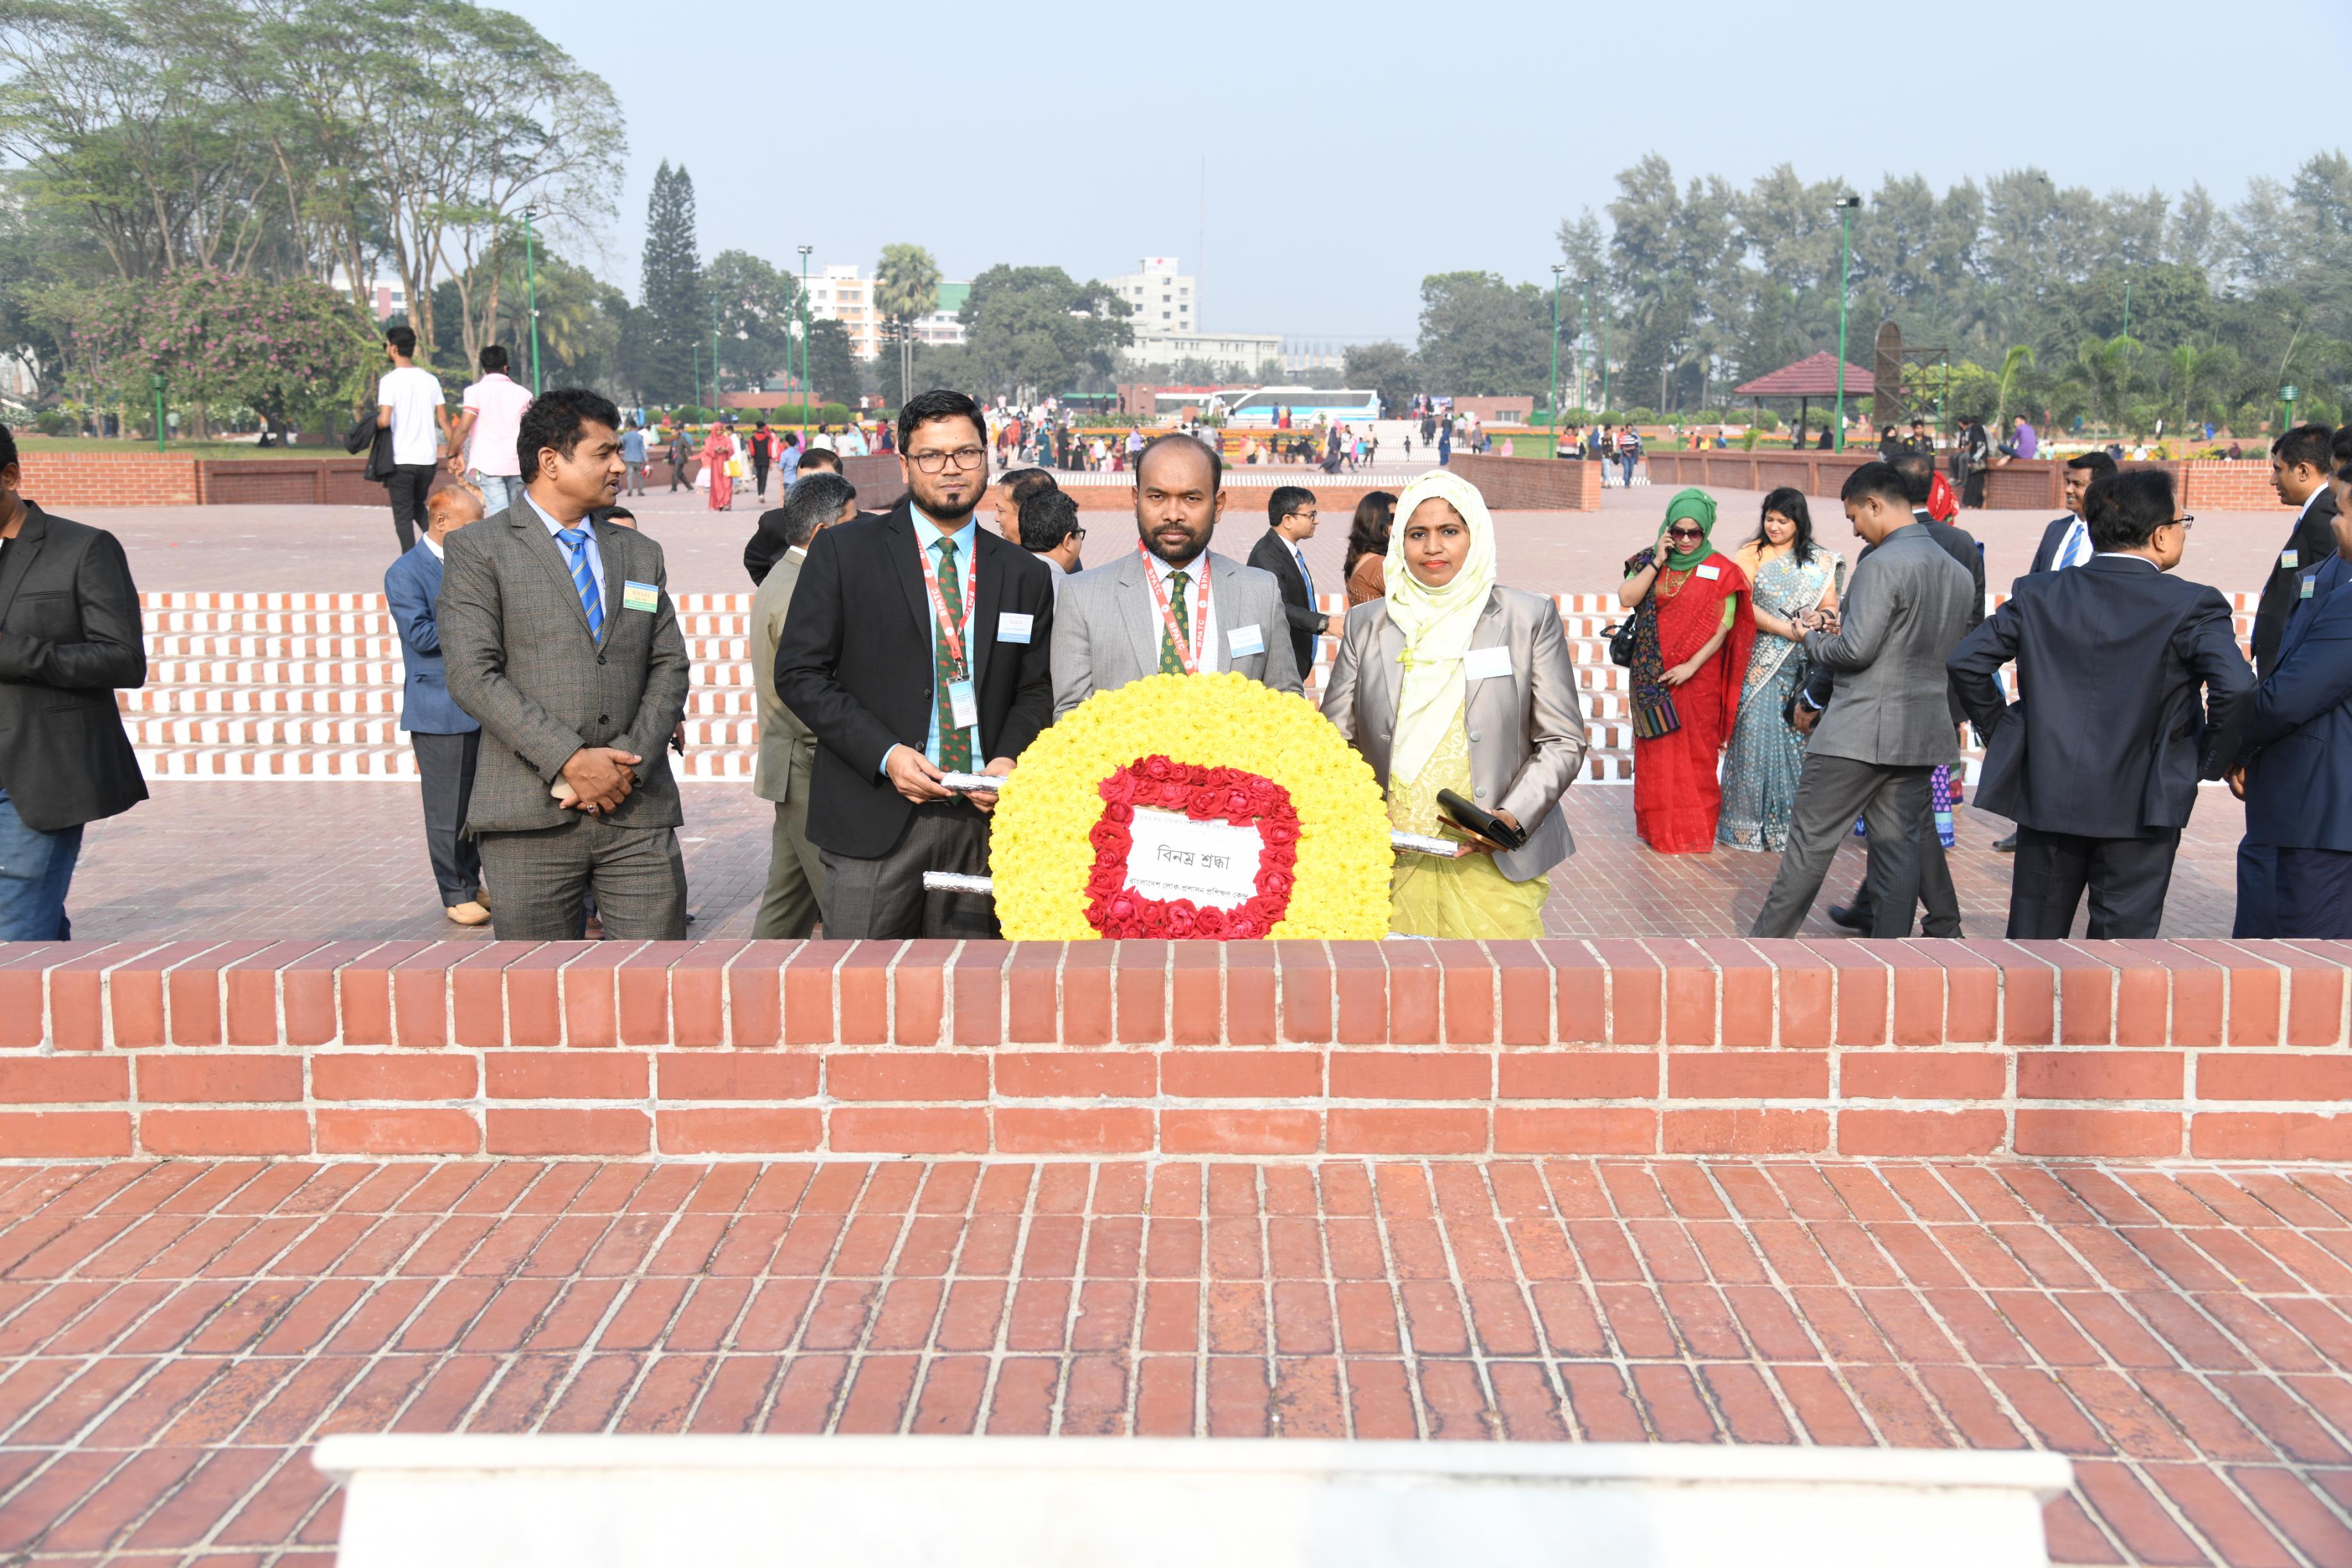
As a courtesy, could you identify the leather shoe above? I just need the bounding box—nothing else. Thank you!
[1826,903,1870,932]
[445,901,491,927]
[1991,833,2017,853]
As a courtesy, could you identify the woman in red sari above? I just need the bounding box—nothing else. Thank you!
[1619,488,1756,853]
[703,422,735,511]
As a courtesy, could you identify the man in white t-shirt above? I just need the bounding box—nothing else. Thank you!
[447,344,534,515]
[375,325,447,552]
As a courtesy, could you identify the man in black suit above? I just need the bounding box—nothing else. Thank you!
[1811,452,1982,935]
[0,423,147,938]
[775,388,1056,939]
[2233,422,2342,938]
[1245,485,1330,680]
[1950,469,2251,938]
[2026,452,2119,576]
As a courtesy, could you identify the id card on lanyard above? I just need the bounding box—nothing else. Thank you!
[1141,543,1211,673]
[920,540,980,733]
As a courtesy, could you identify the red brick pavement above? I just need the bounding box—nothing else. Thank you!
[65,781,2242,943]
[1,1157,2350,1565]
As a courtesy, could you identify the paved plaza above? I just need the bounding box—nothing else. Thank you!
[3,1156,2351,1567]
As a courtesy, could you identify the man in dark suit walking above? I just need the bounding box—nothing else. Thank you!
[2233,423,2343,937]
[1752,462,1975,938]
[1950,470,2251,938]
[0,424,147,938]
[386,484,490,926]
[2237,461,2352,936]
[775,388,1057,939]
[1246,484,1331,680]
[438,389,691,940]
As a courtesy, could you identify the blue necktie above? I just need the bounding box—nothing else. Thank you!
[1293,544,1314,598]
[556,527,605,639]
[2058,523,2085,569]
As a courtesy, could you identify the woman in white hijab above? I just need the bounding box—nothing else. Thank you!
[1319,471,1590,938]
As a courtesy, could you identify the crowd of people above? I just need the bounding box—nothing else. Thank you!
[14,325,2352,946]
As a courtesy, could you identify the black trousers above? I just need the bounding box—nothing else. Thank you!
[2006,825,2180,939]
[817,801,995,940]
[411,730,482,906]
[2276,846,2352,938]
[753,457,771,498]
[2234,837,2279,938]
[1835,791,1962,937]
[386,464,436,552]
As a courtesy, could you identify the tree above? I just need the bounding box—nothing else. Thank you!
[958,265,1132,396]
[1343,341,1418,420]
[706,249,799,390]
[39,269,376,434]
[872,242,940,409]
[804,318,858,407]
[638,160,703,402]
[1415,272,1549,396]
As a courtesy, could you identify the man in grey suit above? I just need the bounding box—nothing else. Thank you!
[749,471,858,938]
[1751,461,1977,938]
[439,388,692,940]
[1050,434,1302,719]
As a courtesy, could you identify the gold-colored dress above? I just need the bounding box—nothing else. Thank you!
[1385,714,1549,939]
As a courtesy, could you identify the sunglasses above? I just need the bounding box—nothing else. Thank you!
[1665,527,1705,542]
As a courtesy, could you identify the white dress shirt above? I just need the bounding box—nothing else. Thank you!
[525,491,605,603]
[1148,550,1222,672]
[2052,514,2091,570]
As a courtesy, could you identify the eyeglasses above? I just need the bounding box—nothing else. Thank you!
[2174,515,2195,530]
[910,446,986,473]
[1665,527,1705,542]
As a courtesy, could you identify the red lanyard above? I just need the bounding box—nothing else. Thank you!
[1139,542,1209,673]
[919,535,974,674]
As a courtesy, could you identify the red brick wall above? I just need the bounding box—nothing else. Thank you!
[1444,455,1603,510]
[1646,453,2292,513]
[1,938,2342,1163]
[18,453,200,508]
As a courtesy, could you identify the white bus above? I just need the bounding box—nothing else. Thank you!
[1217,386,1381,427]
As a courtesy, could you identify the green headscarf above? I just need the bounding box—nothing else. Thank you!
[1658,487,1719,571]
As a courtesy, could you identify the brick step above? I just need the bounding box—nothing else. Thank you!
[143,658,759,688]
[132,739,1639,783]
[144,633,756,661]
[122,714,774,748]
[143,609,760,638]
[119,685,767,717]
[138,590,761,614]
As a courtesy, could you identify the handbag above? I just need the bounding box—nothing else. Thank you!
[727,456,745,478]
[1605,616,1638,668]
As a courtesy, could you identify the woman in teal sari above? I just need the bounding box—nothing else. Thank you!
[1719,488,1842,852]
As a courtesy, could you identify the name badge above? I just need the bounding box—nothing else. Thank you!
[1695,562,1722,580]
[2282,551,2299,571]
[947,679,979,731]
[1226,623,1266,658]
[2302,576,2316,600]
[621,580,660,614]
[998,612,1034,644]
[1464,645,1514,683]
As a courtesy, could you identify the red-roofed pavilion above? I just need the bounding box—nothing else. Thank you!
[1733,351,1876,447]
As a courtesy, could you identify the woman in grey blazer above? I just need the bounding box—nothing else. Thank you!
[1319,471,1588,937]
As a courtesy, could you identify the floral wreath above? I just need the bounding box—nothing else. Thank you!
[990,672,1391,940]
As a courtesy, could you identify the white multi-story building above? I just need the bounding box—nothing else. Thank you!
[327,266,411,323]
[806,268,972,356]
[1111,256,1197,334]
[1108,256,1279,372]
[804,265,880,359]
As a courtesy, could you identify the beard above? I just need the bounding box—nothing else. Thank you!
[1139,521,1210,566]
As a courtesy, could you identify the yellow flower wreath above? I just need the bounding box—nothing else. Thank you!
[990,673,1392,939]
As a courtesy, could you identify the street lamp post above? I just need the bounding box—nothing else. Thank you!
[797,245,813,434]
[1833,195,1862,452]
[691,341,701,416]
[710,295,721,423]
[522,206,542,395]
[151,372,166,453]
[1578,286,1589,419]
[1549,264,1564,437]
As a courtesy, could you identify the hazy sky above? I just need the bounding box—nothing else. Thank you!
[515,0,2335,346]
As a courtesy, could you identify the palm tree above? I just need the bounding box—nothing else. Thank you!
[873,243,942,409]
[1992,345,2034,426]
[2066,333,2139,432]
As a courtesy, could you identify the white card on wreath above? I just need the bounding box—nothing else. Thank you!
[1122,807,1262,910]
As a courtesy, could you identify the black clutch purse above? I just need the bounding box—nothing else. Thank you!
[1605,616,1638,668]
[1437,788,1530,852]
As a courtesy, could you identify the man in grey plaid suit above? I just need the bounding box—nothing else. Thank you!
[439,388,692,938]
